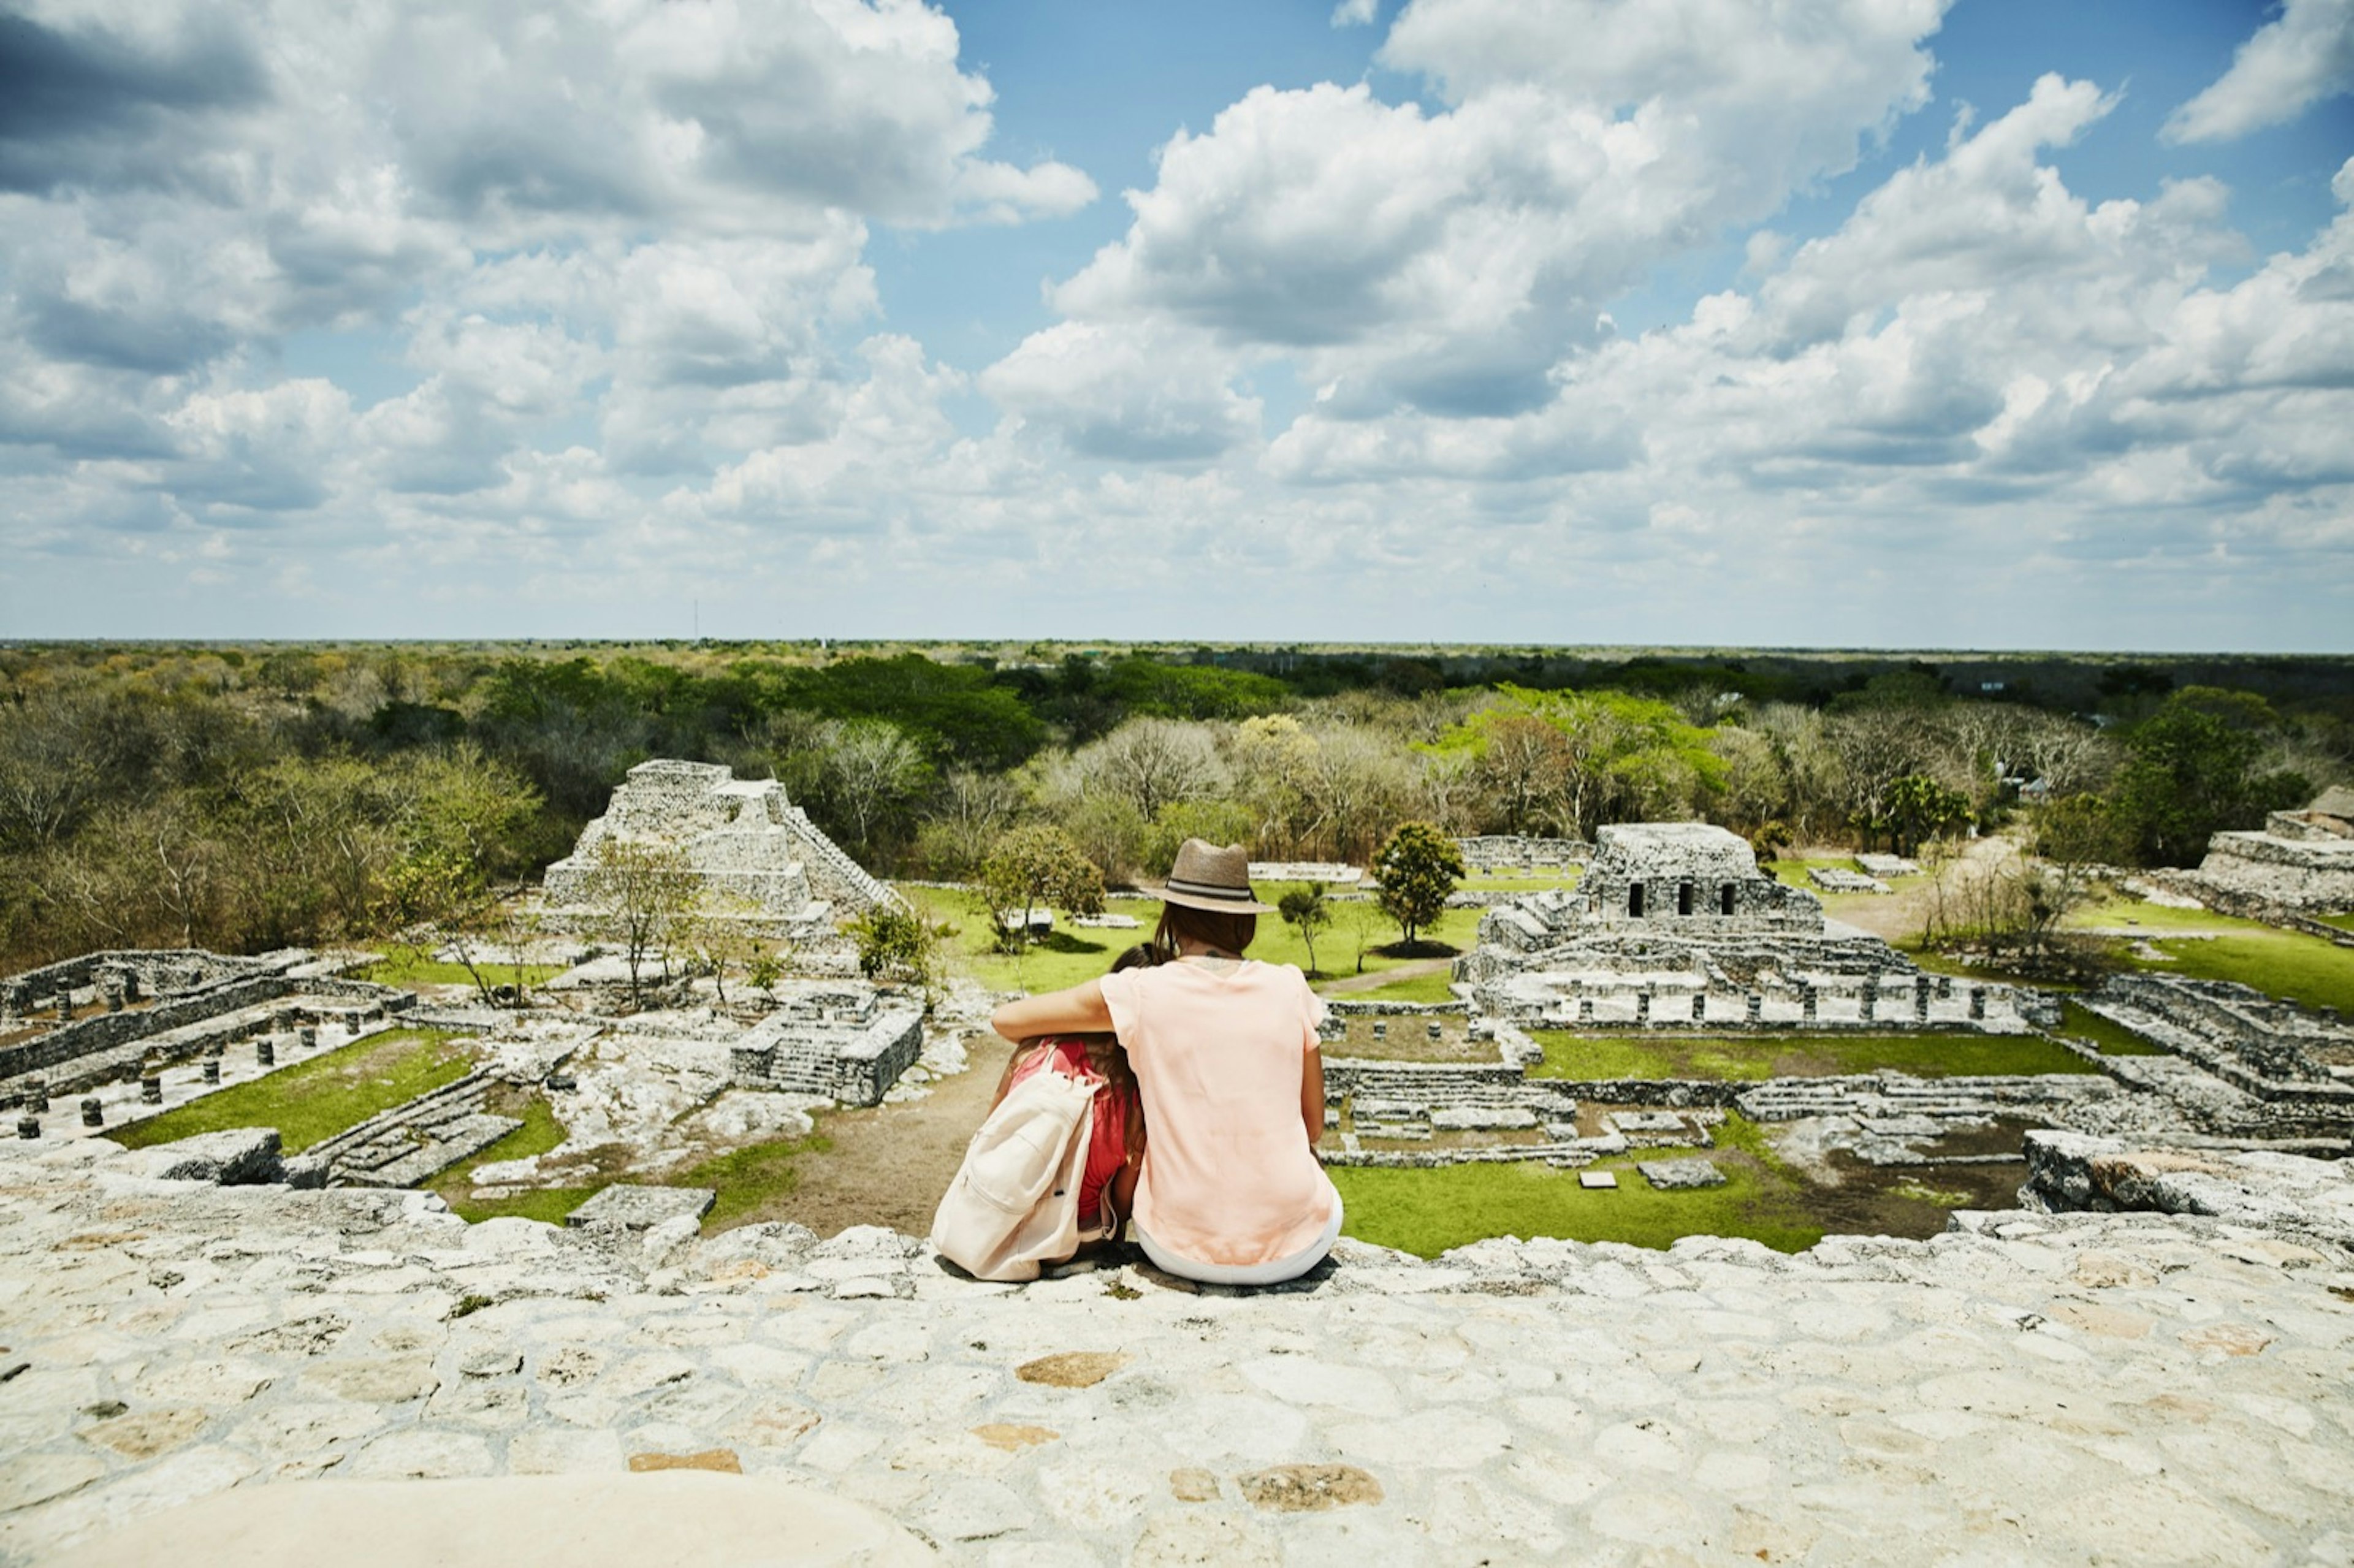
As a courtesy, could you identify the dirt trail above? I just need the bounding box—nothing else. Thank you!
[729,1030,1011,1239]
[1315,957,1453,996]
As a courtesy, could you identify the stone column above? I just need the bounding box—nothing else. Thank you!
[81,1097,104,1128]
[257,1037,276,1067]
[1859,978,1876,1022]
[1968,987,1987,1021]
[26,1079,48,1114]
[1746,991,1763,1024]
[1634,990,1651,1026]
[56,992,74,1021]
[299,1026,319,1051]
[1914,977,1932,1022]
[1577,998,1594,1025]
[140,1075,163,1105]
[202,1054,222,1086]
[17,1117,38,1140]
[1426,1021,1443,1040]
[1801,985,1818,1022]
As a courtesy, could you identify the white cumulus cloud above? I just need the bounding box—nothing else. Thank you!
[2165,0,2354,143]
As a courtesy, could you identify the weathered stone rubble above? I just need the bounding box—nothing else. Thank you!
[2193,787,2354,911]
[5,1135,2352,1566]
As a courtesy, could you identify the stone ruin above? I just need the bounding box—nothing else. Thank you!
[727,981,927,1106]
[2191,783,2354,910]
[0,948,412,1141]
[1455,834,1590,873]
[1456,822,2051,1034]
[542,759,897,933]
[2078,972,2354,1143]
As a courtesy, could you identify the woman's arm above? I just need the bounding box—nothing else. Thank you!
[990,980,1112,1043]
[1301,1046,1325,1148]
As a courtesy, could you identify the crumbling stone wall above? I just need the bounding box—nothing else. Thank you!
[1457,835,1590,873]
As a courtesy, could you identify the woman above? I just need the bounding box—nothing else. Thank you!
[985,944,1154,1237]
[989,839,1340,1286]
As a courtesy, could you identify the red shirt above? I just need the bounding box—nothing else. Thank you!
[1003,1038,1133,1229]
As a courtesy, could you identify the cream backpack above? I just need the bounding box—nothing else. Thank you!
[931,1065,1115,1282]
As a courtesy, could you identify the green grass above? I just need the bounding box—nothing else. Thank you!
[1340,969,1461,1003]
[676,1132,834,1228]
[359,954,566,989]
[441,1187,602,1225]
[427,1094,569,1218]
[896,882,1484,995]
[1335,1115,1822,1257]
[2053,1000,2166,1056]
[2060,895,2268,934]
[1457,870,1584,892]
[2124,929,2354,1015]
[2311,911,2354,934]
[1525,1029,2101,1081]
[110,1029,471,1152]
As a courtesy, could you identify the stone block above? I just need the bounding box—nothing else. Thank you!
[1637,1158,1727,1190]
[125,1127,284,1186]
[1579,1171,1618,1189]
[1431,1106,1538,1131]
[566,1184,717,1231]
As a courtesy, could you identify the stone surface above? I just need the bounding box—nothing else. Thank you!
[564,1184,716,1231]
[42,1474,931,1567]
[2,1136,2352,1564]
[1636,1157,1727,1190]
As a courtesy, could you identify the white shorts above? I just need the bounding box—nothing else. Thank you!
[1133,1198,1343,1287]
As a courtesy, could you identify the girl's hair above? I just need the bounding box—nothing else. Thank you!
[1149,902,1257,965]
[996,943,1159,1152]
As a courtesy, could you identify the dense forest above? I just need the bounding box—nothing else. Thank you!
[2,641,2347,970]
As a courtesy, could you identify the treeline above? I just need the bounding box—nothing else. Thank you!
[1,644,2345,969]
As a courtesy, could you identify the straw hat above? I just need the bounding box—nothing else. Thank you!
[1156,838,1275,914]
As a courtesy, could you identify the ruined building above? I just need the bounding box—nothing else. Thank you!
[541,759,896,928]
[1458,822,2051,1032]
[2193,785,2354,910]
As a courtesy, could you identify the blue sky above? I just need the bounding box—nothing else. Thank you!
[2,0,2350,648]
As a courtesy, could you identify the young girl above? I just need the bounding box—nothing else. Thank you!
[986,945,1152,1237]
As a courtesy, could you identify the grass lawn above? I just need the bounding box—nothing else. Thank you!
[1525,1029,2101,1081]
[359,954,566,989]
[1338,969,1462,1004]
[439,1186,604,1226]
[1457,870,1583,893]
[2061,895,2271,934]
[429,1094,576,1222]
[2312,911,2354,934]
[676,1132,835,1228]
[897,881,1482,995]
[1335,1116,1823,1257]
[111,1029,471,1153]
[2124,929,2354,1015]
[2053,1000,2166,1056]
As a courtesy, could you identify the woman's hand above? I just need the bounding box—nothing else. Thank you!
[990,980,1113,1043]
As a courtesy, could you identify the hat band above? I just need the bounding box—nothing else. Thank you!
[1164,875,1257,904]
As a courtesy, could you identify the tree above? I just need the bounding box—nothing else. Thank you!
[577,837,699,1008]
[1277,882,1333,976]
[2108,688,2307,866]
[815,718,932,863]
[851,905,940,990]
[1370,821,1464,950]
[1864,774,1972,857]
[978,825,1105,954]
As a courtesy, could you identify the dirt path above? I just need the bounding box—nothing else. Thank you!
[729,1030,1011,1239]
[1316,957,1453,996]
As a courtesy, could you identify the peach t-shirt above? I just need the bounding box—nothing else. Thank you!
[1097,958,1337,1267]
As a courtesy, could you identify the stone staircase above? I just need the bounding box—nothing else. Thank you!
[306,1071,520,1188]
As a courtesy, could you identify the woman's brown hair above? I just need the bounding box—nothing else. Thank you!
[1149,901,1257,964]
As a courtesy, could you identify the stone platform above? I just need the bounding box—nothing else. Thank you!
[2,1137,2350,1564]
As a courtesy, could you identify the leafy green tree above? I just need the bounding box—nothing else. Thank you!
[1371,821,1464,950]
[1277,882,1333,976]
[978,824,1105,954]
[2108,688,2309,866]
[1861,774,1971,856]
[851,905,940,990]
